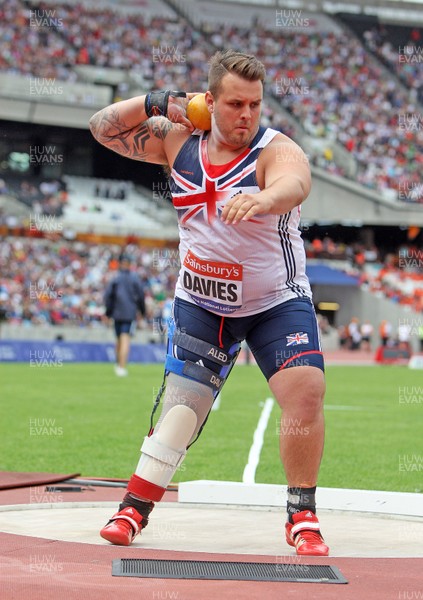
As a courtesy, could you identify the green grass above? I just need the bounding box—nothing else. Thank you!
[1,363,422,492]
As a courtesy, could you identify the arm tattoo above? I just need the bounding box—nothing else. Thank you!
[90,107,130,139]
[90,110,173,161]
[150,118,173,141]
[132,123,151,159]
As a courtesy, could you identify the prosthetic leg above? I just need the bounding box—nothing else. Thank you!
[100,319,240,545]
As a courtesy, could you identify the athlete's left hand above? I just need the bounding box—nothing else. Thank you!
[220,192,272,225]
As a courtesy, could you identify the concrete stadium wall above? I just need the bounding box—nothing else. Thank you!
[312,285,422,351]
[312,284,361,329]
[356,289,421,352]
[2,290,420,353]
[303,168,423,227]
[0,324,164,345]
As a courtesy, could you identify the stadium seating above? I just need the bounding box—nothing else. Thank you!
[343,18,423,105]
[0,0,421,343]
[0,229,420,339]
[62,176,178,237]
[0,237,179,330]
[1,0,421,200]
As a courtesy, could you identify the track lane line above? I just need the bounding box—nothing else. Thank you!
[242,397,274,484]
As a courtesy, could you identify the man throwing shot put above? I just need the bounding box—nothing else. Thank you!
[89,49,328,556]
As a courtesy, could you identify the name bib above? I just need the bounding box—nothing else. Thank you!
[182,249,243,314]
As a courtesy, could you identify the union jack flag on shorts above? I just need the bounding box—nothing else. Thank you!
[286,332,309,346]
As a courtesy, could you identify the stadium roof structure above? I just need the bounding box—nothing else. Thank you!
[306,264,360,286]
[215,0,423,25]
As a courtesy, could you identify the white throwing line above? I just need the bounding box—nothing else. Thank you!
[211,392,222,411]
[242,397,274,484]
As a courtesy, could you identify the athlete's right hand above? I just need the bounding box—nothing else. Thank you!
[167,93,201,131]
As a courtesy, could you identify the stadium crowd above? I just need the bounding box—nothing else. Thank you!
[304,236,423,313]
[0,237,179,329]
[304,235,379,265]
[363,26,423,106]
[0,234,421,331]
[1,0,422,201]
[337,316,412,352]
[359,249,423,313]
[212,25,422,201]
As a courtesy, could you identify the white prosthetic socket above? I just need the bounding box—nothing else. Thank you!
[127,373,214,502]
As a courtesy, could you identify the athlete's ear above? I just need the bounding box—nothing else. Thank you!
[205,91,214,113]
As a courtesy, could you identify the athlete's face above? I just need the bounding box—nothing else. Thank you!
[207,73,263,148]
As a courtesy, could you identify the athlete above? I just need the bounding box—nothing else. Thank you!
[104,253,146,377]
[89,50,329,556]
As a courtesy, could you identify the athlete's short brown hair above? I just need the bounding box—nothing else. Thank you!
[208,50,266,98]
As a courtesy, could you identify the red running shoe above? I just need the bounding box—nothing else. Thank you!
[100,506,143,546]
[285,510,329,556]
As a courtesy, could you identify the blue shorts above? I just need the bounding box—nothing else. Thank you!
[172,297,324,381]
[114,320,133,337]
